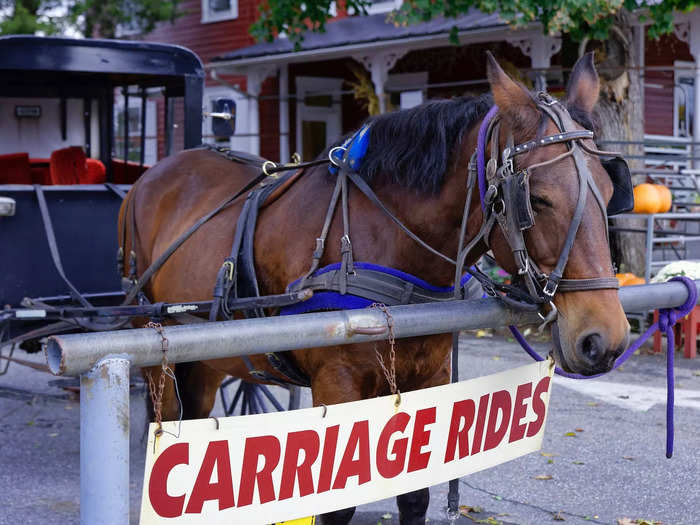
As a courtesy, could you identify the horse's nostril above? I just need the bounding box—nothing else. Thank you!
[580,333,604,365]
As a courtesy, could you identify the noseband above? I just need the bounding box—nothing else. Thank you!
[456,92,631,317]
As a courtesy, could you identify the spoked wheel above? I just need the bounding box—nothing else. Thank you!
[219,378,302,415]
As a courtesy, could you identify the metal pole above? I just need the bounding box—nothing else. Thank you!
[47,280,700,377]
[80,356,130,525]
[645,215,654,283]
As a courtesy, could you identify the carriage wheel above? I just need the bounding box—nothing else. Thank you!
[219,378,302,416]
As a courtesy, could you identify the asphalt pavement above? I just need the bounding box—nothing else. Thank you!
[1,330,699,525]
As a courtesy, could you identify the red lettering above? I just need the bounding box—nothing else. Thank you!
[148,442,189,518]
[444,399,476,463]
[407,407,435,472]
[332,421,371,489]
[483,390,512,451]
[376,412,410,478]
[526,376,551,437]
[279,430,320,500]
[237,436,281,507]
[185,441,234,513]
[509,382,533,443]
[470,394,490,455]
[317,425,339,494]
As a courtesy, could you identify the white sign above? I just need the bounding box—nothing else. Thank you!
[140,361,554,524]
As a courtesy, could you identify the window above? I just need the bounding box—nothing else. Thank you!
[674,61,695,138]
[366,0,402,15]
[113,90,157,165]
[201,0,237,23]
[386,72,428,110]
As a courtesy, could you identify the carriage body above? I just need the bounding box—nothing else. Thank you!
[0,36,206,340]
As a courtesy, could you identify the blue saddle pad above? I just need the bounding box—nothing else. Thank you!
[281,262,477,316]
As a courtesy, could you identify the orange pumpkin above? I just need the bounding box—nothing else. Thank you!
[624,276,646,286]
[654,184,672,213]
[633,183,661,214]
[615,272,636,287]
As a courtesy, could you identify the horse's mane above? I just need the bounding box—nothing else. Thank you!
[328,92,596,195]
[356,94,493,194]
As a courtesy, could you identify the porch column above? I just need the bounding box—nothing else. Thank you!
[353,50,407,114]
[246,66,276,155]
[507,34,562,91]
[279,63,290,162]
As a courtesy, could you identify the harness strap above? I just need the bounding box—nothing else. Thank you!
[344,170,457,266]
[34,185,93,309]
[123,169,269,306]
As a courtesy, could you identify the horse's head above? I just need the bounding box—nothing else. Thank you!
[484,53,630,375]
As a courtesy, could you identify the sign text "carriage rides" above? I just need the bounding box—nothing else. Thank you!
[140,361,554,524]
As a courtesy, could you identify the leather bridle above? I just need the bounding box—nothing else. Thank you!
[454,92,629,321]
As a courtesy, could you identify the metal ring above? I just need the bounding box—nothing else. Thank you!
[328,146,347,167]
[319,404,328,418]
[262,160,277,177]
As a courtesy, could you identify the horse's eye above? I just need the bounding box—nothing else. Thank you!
[531,195,553,210]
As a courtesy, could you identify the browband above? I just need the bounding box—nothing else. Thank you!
[508,130,594,158]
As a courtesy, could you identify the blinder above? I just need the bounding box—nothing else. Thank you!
[602,157,634,216]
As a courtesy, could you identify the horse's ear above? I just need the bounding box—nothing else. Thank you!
[486,51,534,111]
[565,52,600,114]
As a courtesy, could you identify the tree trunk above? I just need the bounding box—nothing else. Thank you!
[592,13,647,277]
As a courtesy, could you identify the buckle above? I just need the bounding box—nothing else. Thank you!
[328,146,347,168]
[542,279,558,297]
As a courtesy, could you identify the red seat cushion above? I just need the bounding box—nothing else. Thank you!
[50,147,87,185]
[84,159,106,184]
[0,152,32,184]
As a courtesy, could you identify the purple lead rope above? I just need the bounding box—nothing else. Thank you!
[475,105,697,457]
[509,276,696,458]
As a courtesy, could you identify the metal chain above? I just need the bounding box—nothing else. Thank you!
[145,321,169,437]
[370,303,398,396]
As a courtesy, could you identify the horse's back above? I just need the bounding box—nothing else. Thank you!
[121,148,260,302]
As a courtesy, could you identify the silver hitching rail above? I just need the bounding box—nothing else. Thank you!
[47,279,697,377]
[43,279,699,525]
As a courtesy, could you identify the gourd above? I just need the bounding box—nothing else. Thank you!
[633,183,661,214]
[615,273,635,287]
[632,183,672,214]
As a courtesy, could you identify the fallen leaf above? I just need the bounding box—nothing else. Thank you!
[622,456,635,461]
[572,461,584,465]
[617,519,635,525]
[618,395,630,399]
[534,474,553,480]
[575,428,584,432]
[553,511,566,521]
[492,356,501,361]
[692,371,700,377]
[586,401,599,407]
[48,432,58,437]
[540,452,557,457]
[493,495,502,501]
[475,329,493,338]
[564,432,577,437]
[381,513,392,520]
[459,505,483,515]
[547,459,554,464]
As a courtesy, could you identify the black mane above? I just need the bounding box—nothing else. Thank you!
[356,94,493,194]
[331,92,596,195]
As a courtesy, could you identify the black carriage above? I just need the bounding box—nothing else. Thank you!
[0,36,296,412]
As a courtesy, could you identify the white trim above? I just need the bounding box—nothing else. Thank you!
[201,0,238,24]
[207,25,541,72]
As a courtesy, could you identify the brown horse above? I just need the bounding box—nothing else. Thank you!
[120,54,629,524]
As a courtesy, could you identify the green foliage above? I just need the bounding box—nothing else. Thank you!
[252,0,700,48]
[0,0,182,38]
